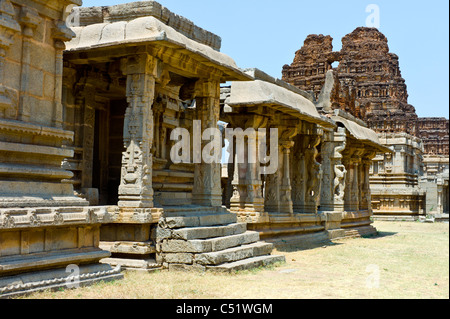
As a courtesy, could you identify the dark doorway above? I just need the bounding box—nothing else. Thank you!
[92,99,127,205]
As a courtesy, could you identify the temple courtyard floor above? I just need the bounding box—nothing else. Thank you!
[20,221,449,299]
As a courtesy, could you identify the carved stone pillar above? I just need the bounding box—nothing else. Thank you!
[279,139,295,213]
[319,131,333,211]
[351,149,365,211]
[291,134,306,212]
[52,21,74,128]
[118,54,157,208]
[265,127,297,213]
[348,158,359,212]
[343,155,352,212]
[360,151,375,212]
[74,83,96,191]
[228,116,267,213]
[192,79,222,207]
[304,133,322,214]
[18,7,40,122]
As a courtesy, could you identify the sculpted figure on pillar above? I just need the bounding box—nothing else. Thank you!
[333,128,347,205]
[304,133,322,213]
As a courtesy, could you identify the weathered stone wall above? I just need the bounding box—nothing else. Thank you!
[0,0,87,208]
[0,0,124,298]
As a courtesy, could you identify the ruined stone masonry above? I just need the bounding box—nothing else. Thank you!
[282,27,449,220]
[282,27,448,148]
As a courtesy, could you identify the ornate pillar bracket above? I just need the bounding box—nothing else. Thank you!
[118,54,158,208]
[0,0,20,111]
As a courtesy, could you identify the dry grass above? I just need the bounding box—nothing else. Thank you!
[20,221,449,299]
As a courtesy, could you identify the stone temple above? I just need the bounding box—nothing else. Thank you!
[0,1,446,297]
[282,27,449,221]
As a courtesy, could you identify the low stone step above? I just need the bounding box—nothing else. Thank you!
[100,241,155,255]
[170,223,247,241]
[195,242,274,266]
[207,255,286,273]
[160,231,260,253]
[160,213,238,229]
[100,257,162,271]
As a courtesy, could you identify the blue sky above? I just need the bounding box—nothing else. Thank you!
[81,0,449,118]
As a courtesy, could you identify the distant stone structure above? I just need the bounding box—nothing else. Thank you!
[282,27,448,220]
[282,27,448,149]
[420,155,449,218]
[370,133,426,220]
[416,118,449,156]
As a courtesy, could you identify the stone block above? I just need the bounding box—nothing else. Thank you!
[27,67,44,97]
[171,223,247,241]
[168,263,206,272]
[164,253,193,264]
[207,255,285,273]
[43,73,55,99]
[194,242,273,266]
[160,239,211,253]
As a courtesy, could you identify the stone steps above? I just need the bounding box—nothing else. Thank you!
[207,255,286,273]
[157,210,285,272]
[169,222,247,241]
[195,242,274,266]
[160,231,261,253]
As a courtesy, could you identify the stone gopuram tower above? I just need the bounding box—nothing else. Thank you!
[282,27,420,136]
[282,27,450,220]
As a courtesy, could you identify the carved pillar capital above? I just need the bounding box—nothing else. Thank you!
[19,6,40,37]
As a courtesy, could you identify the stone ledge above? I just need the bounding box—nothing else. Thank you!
[206,255,285,273]
[99,241,156,255]
[0,118,74,141]
[0,206,116,229]
[0,248,110,274]
[195,242,274,266]
[0,263,122,299]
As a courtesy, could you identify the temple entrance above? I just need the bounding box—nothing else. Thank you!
[92,99,127,205]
